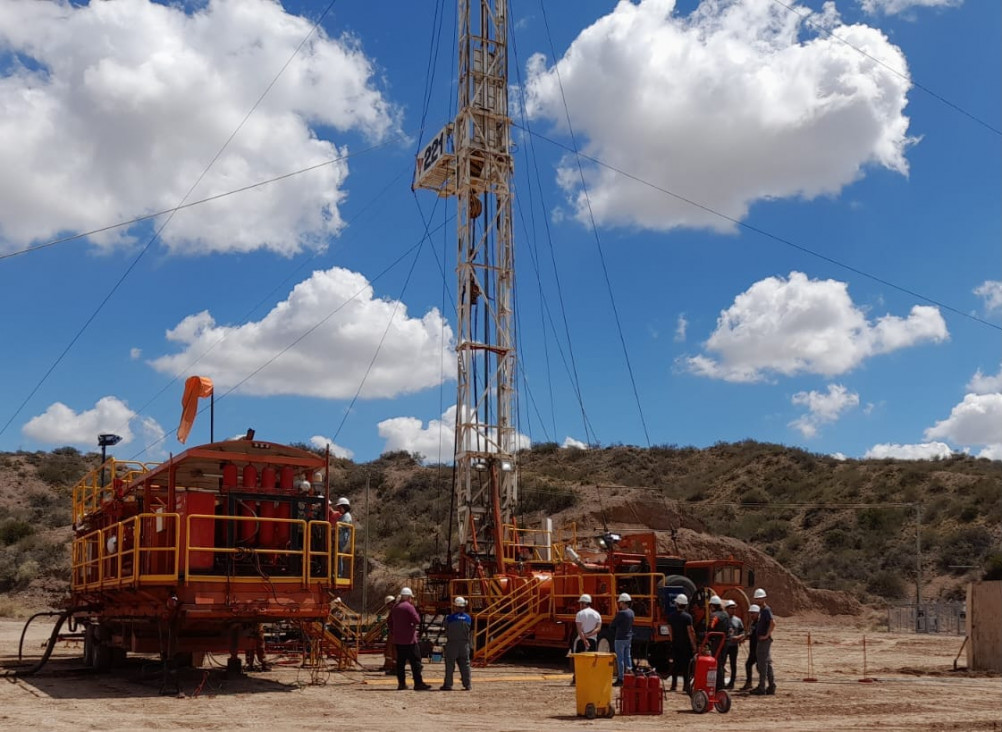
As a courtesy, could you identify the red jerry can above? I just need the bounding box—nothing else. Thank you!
[647,671,663,714]
[621,671,635,714]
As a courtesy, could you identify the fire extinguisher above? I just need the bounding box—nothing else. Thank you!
[622,670,635,714]
[635,670,649,714]
[647,669,663,714]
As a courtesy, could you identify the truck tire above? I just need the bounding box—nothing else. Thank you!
[663,574,697,600]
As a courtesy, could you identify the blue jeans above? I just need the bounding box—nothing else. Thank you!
[614,639,632,681]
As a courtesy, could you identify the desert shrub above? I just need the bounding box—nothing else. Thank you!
[937,526,993,573]
[35,446,90,487]
[530,442,559,455]
[866,569,907,599]
[823,529,850,550]
[754,520,790,543]
[983,552,1002,581]
[739,488,769,505]
[0,519,34,545]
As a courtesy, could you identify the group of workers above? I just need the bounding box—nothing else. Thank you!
[383,585,775,698]
[666,587,776,695]
[573,587,776,696]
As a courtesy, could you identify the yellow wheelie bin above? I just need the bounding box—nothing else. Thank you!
[573,652,616,719]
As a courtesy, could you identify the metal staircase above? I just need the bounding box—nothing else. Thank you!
[471,575,547,666]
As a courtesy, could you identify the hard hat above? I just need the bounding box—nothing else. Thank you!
[753,588,767,599]
[748,604,761,613]
[454,596,467,607]
[674,594,689,605]
[400,587,414,597]
[578,593,592,604]
[336,496,350,507]
[709,595,722,606]
[724,599,737,608]
[299,479,312,491]
[618,593,632,603]
[385,595,395,604]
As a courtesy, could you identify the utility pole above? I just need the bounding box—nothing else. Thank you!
[915,502,923,632]
[414,0,517,577]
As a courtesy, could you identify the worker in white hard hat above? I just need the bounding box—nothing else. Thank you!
[441,596,472,691]
[569,593,602,685]
[705,594,732,690]
[749,589,776,695]
[723,599,744,689]
[328,496,353,579]
[610,592,635,686]
[739,604,761,691]
[667,593,697,693]
[389,587,431,690]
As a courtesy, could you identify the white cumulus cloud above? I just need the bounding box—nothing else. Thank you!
[859,0,962,17]
[378,405,531,464]
[674,314,688,343]
[22,396,165,455]
[562,436,589,449]
[974,281,1002,314]
[524,0,914,233]
[0,0,399,255]
[150,267,454,399]
[864,441,954,460]
[310,435,354,460]
[925,393,1002,458]
[683,272,948,382]
[789,383,860,437]
[968,366,1002,395]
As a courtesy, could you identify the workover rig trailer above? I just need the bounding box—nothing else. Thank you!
[412,0,755,669]
[57,437,355,677]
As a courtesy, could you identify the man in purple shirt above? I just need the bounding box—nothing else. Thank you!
[389,587,431,691]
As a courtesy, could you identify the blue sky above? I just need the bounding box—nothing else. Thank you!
[0,0,998,465]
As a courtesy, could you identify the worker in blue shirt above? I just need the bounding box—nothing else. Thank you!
[440,596,472,691]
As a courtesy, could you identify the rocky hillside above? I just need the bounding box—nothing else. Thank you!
[1,441,999,615]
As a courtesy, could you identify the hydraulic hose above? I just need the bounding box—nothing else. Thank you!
[3,608,79,678]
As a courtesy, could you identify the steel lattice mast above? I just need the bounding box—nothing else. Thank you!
[414,0,516,576]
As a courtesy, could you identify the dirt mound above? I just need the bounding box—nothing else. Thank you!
[548,485,861,617]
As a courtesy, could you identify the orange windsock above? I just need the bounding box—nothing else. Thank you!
[177,376,214,444]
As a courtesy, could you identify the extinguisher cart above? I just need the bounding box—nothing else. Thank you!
[689,632,732,714]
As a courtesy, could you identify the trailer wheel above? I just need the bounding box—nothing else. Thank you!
[585,703,597,719]
[663,575,697,599]
[605,705,615,718]
[715,690,731,713]
[691,689,709,714]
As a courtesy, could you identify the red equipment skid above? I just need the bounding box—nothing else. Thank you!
[68,439,354,670]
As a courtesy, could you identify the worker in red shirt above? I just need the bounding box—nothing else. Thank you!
[389,587,431,691]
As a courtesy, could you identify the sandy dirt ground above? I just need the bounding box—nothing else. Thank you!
[1,614,999,732]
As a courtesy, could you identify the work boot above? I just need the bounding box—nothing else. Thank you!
[725,680,734,689]
[749,688,766,695]
[766,685,776,695]
[439,685,452,691]
[739,680,753,691]
[414,682,432,691]
[612,680,623,687]
[397,684,408,690]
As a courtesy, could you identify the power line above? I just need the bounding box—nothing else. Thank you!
[518,125,1001,334]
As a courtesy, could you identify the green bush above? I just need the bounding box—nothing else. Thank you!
[0,519,34,545]
[866,569,907,599]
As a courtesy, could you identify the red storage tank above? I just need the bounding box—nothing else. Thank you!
[242,465,258,491]
[222,463,238,491]
[259,500,276,547]
[279,466,295,493]
[178,491,216,571]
